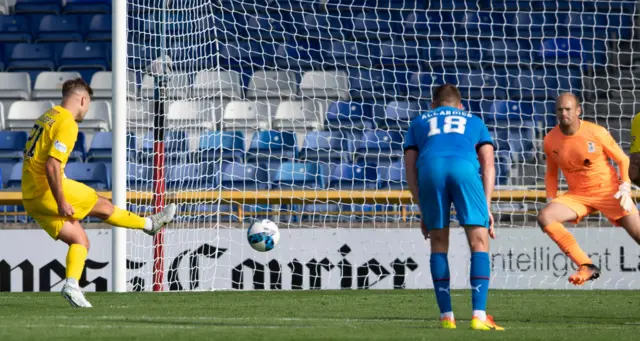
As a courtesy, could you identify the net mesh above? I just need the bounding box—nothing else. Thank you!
[124,0,640,291]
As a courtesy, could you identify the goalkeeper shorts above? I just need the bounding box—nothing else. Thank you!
[23,179,98,239]
[552,189,637,226]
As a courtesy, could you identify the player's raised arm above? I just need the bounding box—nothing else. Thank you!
[598,127,634,212]
[543,137,559,201]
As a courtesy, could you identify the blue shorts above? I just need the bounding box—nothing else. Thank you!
[418,157,489,229]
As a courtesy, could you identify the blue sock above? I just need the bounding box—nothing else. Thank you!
[430,253,452,314]
[470,252,490,312]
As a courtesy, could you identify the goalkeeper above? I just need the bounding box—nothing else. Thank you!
[21,78,176,308]
[538,93,640,287]
[404,84,503,331]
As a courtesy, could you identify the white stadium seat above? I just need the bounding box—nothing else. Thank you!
[273,100,323,131]
[78,100,111,132]
[140,73,191,99]
[0,72,31,100]
[32,72,83,100]
[6,101,55,130]
[299,71,349,100]
[192,70,241,99]
[167,100,219,130]
[247,71,298,99]
[222,101,275,131]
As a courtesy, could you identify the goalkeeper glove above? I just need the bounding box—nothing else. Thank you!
[614,182,635,212]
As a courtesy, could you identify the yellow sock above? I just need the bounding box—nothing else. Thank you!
[105,206,147,229]
[66,244,88,281]
[544,222,593,266]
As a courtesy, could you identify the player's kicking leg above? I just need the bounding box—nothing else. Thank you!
[88,196,176,235]
[537,201,600,286]
[57,220,93,308]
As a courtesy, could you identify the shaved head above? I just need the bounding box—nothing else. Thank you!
[555,92,582,133]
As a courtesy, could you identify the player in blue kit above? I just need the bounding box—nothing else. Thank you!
[404,84,503,330]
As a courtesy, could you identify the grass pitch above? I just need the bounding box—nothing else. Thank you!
[0,290,638,341]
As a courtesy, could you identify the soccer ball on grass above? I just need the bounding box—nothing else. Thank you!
[247,219,280,252]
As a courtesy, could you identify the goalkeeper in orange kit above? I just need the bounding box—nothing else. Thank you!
[538,93,640,286]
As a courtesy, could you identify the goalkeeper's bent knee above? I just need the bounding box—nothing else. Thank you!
[105,206,146,229]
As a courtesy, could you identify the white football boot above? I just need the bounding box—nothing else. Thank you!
[144,203,177,236]
[61,283,93,308]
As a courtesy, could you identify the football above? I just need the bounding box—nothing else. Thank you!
[247,219,280,252]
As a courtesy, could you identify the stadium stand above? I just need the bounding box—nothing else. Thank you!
[0,0,638,223]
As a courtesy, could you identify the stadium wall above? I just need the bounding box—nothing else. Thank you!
[1,228,638,292]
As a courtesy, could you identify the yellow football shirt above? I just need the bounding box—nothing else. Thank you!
[631,112,640,154]
[21,105,78,200]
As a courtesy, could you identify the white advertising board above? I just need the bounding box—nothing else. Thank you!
[0,228,638,292]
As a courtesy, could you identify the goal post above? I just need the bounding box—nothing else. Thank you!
[112,0,640,292]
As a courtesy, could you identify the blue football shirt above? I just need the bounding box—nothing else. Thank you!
[403,105,494,170]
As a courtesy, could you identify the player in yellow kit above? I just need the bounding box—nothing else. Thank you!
[629,113,640,186]
[21,78,176,308]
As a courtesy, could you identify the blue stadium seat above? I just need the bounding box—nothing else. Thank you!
[6,43,55,82]
[15,0,62,15]
[140,131,190,164]
[495,153,511,185]
[220,162,269,190]
[63,0,111,14]
[380,40,422,69]
[65,162,109,190]
[198,131,244,163]
[36,15,82,42]
[166,163,204,190]
[272,0,319,11]
[460,11,505,38]
[245,12,289,41]
[219,40,275,70]
[0,131,27,161]
[0,162,15,188]
[302,13,350,40]
[86,14,112,41]
[87,132,136,163]
[328,163,377,190]
[299,131,351,163]
[7,162,23,189]
[507,12,558,39]
[352,11,401,40]
[355,130,404,164]
[426,39,479,68]
[324,0,368,12]
[0,16,32,43]
[430,0,477,10]
[483,39,535,65]
[486,100,537,162]
[407,72,446,99]
[70,131,86,162]
[274,40,322,70]
[323,40,381,68]
[539,38,607,68]
[562,12,608,39]
[479,0,535,12]
[126,163,152,190]
[402,10,460,38]
[246,130,297,164]
[446,71,507,100]
[348,68,402,99]
[607,12,634,40]
[273,161,325,189]
[378,160,406,189]
[377,100,427,130]
[325,101,376,130]
[58,42,108,81]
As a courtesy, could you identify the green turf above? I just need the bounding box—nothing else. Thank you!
[0,290,638,341]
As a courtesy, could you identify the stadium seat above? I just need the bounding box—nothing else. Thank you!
[380,40,423,69]
[322,40,381,68]
[85,14,112,41]
[14,0,61,14]
[407,72,446,99]
[6,44,55,84]
[0,72,31,101]
[126,99,154,127]
[198,131,244,163]
[36,15,82,42]
[6,100,54,130]
[608,12,634,40]
[273,161,325,189]
[377,100,426,130]
[460,11,505,38]
[351,11,401,40]
[539,38,607,68]
[355,130,404,164]
[378,160,406,189]
[301,13,349,40]
[299,130,351,163]
[126,162,152,190]
[218,40,275,70]
[274,40,322,70]
[222,101,276,131]
[90,71,121,100]
[328,163,377,190]
[140,73,191,100]
[220,161,269,190]
[247,71,298,99]
[192,70,241,99]
[167,100,217,130]
[87,131,112,162]
[246,130,297,164]
[445,71,507,100]
[484,39,535,65]
[325,101,376,130]
[562,12,608,39]
[0,131,27,161]
[65,162,109,190]
[63,0,111,14]
[77,100,111,132]
[58,42,108,81]
[166,163,204,191]
[0,15,32,42]
[70,131,86,162]
[299,71,349,100]
[403,10,457,38]
[32,71,82,100]
[140,130,190,165]
[273,100,323,131]
[508,12,558,39]
[245,12,289,41]
[347,68,402,99]
[7,162,23,188]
